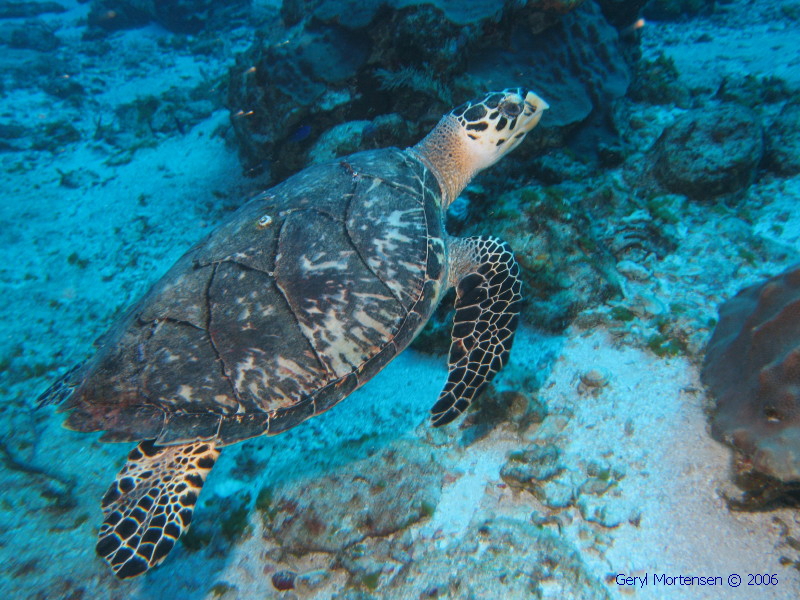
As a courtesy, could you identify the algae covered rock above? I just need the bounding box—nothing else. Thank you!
[384,517,610,599]
[765,101,800,176]
[465,1,630,135]
[653,105,763,200]
[628,52,690,107]
[468,184,622,331]
[500,444,564,495]
[261,443,442,555]
[702,264,800,490]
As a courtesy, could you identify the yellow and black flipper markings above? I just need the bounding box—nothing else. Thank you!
[431,237,522,427]
[95,440,220,579]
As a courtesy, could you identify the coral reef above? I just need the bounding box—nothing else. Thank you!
[462,182,627,331]
[702,264,800,493]
[227,0,630,179]
[652,104,764,200]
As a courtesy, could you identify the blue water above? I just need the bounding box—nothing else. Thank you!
[1,1,799,598]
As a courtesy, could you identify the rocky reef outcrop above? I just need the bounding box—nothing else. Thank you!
[702,264,800,501]
[227,0,631,180]
[652,105,764,200]
[461,183,626,331]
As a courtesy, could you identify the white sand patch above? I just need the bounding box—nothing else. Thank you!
[528,329,800,599]
[418,442,513,543]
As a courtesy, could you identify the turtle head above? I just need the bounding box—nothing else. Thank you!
[449,88,548,171]
[410,87,548,207]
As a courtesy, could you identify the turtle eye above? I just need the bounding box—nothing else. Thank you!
[499,98,523,119]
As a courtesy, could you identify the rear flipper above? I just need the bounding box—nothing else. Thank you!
[36,363,84,407]
[431,236,522,426]
[95,440,220,579]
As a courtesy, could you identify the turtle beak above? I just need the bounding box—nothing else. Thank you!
[522,90,549,130]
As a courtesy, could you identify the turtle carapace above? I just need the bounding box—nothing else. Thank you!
[38,88,549,578]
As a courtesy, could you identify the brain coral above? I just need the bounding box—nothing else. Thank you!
[653,105,764,200]
[702,264,800,484]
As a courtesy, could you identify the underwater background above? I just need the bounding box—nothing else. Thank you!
[1,0,800,598]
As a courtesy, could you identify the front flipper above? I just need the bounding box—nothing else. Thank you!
[96,439,220,579]
[431,237,522,426]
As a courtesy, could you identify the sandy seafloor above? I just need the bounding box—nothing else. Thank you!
[1,1,800,599]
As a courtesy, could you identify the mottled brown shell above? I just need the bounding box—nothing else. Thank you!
[57,149,447,446]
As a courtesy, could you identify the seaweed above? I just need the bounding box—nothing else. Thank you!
[645,333,687,357]
[220,492,251,541]
[67,252,90,269]
[360,570,381,591]
[209,582,236,598]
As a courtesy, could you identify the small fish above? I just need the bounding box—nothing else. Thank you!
[289,124,312,142]
[621,17,646,37]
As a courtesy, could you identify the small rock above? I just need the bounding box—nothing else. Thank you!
[42,75,86,102]
[500,445,564,494]
[264,441,442,554]
[296,569,330,591]
[271,570,297,591]
[577,496,630,528]
[579,477,613,496]
[541,479,577,509]
[533,414,571,438]
[579,368,609,389]
[616,259,651,282]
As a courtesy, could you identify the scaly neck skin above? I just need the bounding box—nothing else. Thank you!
[409,115,475,210]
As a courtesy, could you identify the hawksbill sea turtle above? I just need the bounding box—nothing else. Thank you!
[38,88,548,578]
